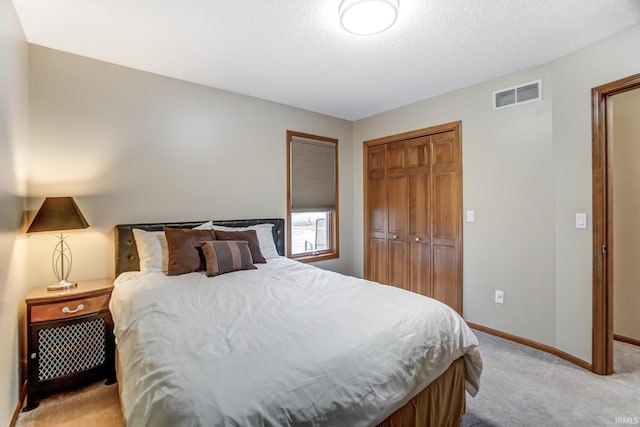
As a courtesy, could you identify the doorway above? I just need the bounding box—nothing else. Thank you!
[591,73,640,375]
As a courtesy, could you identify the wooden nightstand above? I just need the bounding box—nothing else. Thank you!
[23,278,116,411]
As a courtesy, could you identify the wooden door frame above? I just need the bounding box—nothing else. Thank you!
[591,73,640,375]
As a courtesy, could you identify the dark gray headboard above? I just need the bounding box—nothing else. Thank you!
[115,218,285,276]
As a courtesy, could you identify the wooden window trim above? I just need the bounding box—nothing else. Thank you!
[286,130,339,262]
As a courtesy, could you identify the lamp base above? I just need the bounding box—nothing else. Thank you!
[47,280,78,292]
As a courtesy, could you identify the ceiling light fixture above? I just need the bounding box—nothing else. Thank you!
[339,0,399,36]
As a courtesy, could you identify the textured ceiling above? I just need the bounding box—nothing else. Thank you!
[11,0,640,120]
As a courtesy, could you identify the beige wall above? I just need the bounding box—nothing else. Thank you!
[354,24,640,362]
[26,45,355,286]
[0,0,28,424]
[354,65,557,346]
[612,89,640,342]
[551,24,640,361]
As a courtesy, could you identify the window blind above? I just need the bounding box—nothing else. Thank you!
[290,136,336,212]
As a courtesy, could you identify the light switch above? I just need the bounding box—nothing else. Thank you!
[466,210,475,223]
[576,213,587,229]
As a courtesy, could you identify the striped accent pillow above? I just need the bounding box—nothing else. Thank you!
[199,240,257,277]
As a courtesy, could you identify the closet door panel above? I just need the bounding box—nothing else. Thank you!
[368,145,386,178]
[387,175,408,237]
[432,173,456,242]
[386,142,406,174]
[431,131,457,171]
[407,136,431,296]
[407,137,429,169]
[431,131,459,243]
[385,141,408,289]
[432,245,458,308]
[408,137,430,239]
[387,169,408,288]
[388,240,407,288]
[409,174,429,236]
[386,141,407,239]
[368,237,387,284]
[409,241,430,296]
[368,176,387,237]
[365,145,387,282]
[367,145,386,236]
[430,129,462,313]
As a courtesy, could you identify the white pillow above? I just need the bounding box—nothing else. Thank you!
[193,221,213,230]
[132,229,168,273]
[133,222,212,272]
[211,223,279,259]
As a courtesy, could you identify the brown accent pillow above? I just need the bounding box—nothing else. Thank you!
[200,240,257,277]
[213,229,266,264]
[164,228,216,276]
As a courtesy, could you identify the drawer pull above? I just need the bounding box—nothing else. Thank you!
[62,304,85,314]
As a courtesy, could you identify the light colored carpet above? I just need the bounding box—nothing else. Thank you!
[15,381,123,427]
[15,330,640,426]
[461,331,640,427]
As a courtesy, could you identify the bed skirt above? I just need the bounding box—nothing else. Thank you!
[116,348,126,426]
[116,349,466,426]
[377,357,467,427]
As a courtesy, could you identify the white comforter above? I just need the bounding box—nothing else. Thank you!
[110,257,482,427]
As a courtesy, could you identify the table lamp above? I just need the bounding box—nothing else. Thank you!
[27,197,89,291]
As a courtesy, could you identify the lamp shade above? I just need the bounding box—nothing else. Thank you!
[27,197,89,233]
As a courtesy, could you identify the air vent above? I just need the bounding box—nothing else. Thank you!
[493,79,542,110]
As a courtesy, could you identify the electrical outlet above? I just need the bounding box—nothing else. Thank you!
[495,290,504,304]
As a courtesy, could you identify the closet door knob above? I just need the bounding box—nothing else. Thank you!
[393,234,398,239]
[415,237,420,242]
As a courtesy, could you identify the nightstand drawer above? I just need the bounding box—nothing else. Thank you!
[30,293,111,323]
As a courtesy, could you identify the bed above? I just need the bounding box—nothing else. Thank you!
[110,218,482,426]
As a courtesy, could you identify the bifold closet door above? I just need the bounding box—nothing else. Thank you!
[430,131,462,312]
[364,122,462,314]
[407,137,431,297]
[386,141,408,288]
[365,145,387,284]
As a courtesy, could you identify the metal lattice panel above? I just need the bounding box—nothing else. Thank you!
[37,318,106,381]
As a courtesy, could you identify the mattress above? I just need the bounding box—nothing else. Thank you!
[110,257,482,426]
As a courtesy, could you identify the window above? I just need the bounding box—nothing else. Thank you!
[287,131,339,261]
